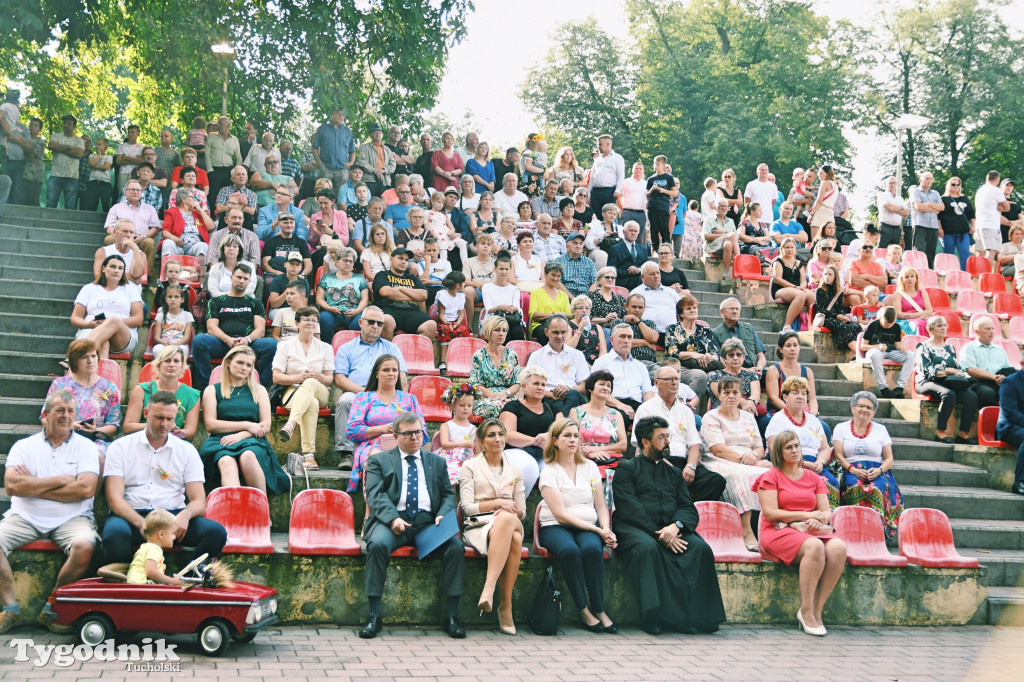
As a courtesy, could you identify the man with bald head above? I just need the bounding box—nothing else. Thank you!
[533,213,566,261]
[961,316,1016,408]
[455,132,478,165]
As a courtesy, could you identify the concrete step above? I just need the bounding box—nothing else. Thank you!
[0,224,105,247]
[802,363,840,380]
[816,378,871,397]
[890,460,990,488]
[0,352,68,377]
[950,518,1024,550]
[819,414,920,438]
[0,312,74,336]
[0,424,41,454]
[891,438,954,462]
[987,587,1024,626]
[0,238,102,259]
[2,204,109,225]
[902,485,1024,522]
[0,373,59,400]
[0,279,84,301]
[0,295,74,317]
[0,264,93,282]
[959,549,1024,588]
[0,252,94,273]
[817,395,893,419]
[1,398,42,426]
[0,332,76,355]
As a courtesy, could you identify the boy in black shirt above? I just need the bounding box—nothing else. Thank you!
[861,306,912,399]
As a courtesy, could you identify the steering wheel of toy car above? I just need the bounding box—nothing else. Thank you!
[174,553,209,579]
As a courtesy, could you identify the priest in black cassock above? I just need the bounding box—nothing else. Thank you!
[613,415,726,634]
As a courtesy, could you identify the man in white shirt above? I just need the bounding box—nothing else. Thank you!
[0,390,100,634]
[102,391,227,564]
[526,314,589,415]
[975,170,1011,266]
[620,162,649,242]
[454,132,477,166]
[493,172,528,215]
[592,324,654,427]
[743,164,778,221]
[630,365,725,501]
[587,134,625,215]
[630,262,680,334]
[533,213,567,261]
[876,176,909,248]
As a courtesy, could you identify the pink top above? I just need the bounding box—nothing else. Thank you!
[899,290,925,315]
[431,149,464,192]
[620,177,648,211]
[309,209,350,247]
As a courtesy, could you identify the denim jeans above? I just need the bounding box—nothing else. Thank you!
[102,508,227,563]
[942,233,971,272]
[46,176,79,209]
[192,334,277,389]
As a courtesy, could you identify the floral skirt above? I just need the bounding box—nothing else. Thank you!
[678,227,703,262]
[840,461,905,540]
[805,455,840,509]
[700,452,766,513]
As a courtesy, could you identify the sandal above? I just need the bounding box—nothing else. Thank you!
[0,610,21,635]
[438,362,447,375]
[303,454,319,470]
[279,422,295,442]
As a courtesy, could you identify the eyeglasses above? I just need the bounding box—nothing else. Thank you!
[854,403,875,410]
[395,430,421,438]
[602,275,616,280]
[363,319,385,327]
[725,352,745,358]
[656,377,679,383]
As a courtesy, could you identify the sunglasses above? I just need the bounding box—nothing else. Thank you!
[363,319,385,327]
[820,246,833,251]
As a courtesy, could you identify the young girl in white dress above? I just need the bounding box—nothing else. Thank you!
[436,384,479,483]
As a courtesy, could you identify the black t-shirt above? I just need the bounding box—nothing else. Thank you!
[1002,202,1022,241]
[373,268,425,310]
[500,399,554,438]
[492,159,518,187]
[261,235,310,272]
[268,274,308,309]
[574,206,594,225]
[208,294,265,338]
[659,267,689,290]
[864,319,903,351]
[387,143,412,179]
[646,173,676,213]
[414,152,433,183]
[937,196,974,235]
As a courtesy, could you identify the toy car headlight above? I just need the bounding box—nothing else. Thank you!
[246,604,258,625]
[269,598,277,614]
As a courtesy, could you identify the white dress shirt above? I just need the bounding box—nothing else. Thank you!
[630,283,680,332]
[592,351,654,402]
[527,344,590,390]
[397,448,431,513]
[630,395,701,457]
[877,190,907,226]
[104,430,204,510]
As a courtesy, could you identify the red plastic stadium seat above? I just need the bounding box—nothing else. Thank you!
[968,312,1003,338]
[410,376,453,423]
[831,506,908,567]
[445,337,485,378]
[955,290,988,318]
[17,540,60,551]
[331,330,359,353]
[275,404,330,417]
[977,406,1011,448]
[902,250,927,271]
[159,255,202,285]
[966,256,992,277]
[205,487,274,554]
[946,336,968,357]
[87,359,122,394]
[901,335,927,353]
[1009,317,1024,342]
[898,508,979,568]
[925,288,950,312]
[507,340,541,367]
[933,253,962,275]
[394,334,440,376]
[612,286,630,299]
[520,291,530,321]
[288,489,361,556]
[918,268,939,289]
[998,339,1022,369]
[210,365,223,384]
[313,266,324,292]
[936,311,963,336]
[694,501,762,563]
[732,254,770,281]
[908,369,934,401]
[883,284,897,296]
[138,361,192,388]
[809,304,829,333]
[993,293,1024,319]
[944,270,972,293]
[980,272,1008,297]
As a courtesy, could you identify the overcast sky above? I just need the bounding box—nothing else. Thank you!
[430,0,1024,213]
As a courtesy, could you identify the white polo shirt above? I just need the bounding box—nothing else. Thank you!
[975,182,1005,233]
[592,351,654,403]
[5,432,100,532]
[630,395,701,458]
[630,283,680,333]
[104,430,204,510]
[527,343,590,390]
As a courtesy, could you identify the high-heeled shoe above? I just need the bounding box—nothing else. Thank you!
[796,610,827,637]
[477,588,494,615]
[602,622,618,634]
[497,606,516,636]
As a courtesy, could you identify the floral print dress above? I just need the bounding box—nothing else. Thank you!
[344,390,427,492]
[44,376,121,455]
[468,347,521,419]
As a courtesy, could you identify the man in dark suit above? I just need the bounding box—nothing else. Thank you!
[359,412,466,638]
[608,220,650,290]
[996,351,1024,496]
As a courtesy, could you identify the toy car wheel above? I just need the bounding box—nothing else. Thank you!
[76,613,113,647]
[231,632,258,644]
[198,620,231,657]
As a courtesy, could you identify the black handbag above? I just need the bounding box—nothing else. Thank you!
[936,374,971,392]
[267,383,296,410]
[529,565,562,635]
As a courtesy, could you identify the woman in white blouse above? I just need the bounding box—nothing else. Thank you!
[537,419,618,634]
[270,306,334,470]
[207,234,258,298]
[510,232,544,292]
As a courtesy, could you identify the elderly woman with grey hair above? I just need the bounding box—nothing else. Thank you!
[529,261,572,345]
[316,246,369,340]
[584,203,621,270]
[832,390,905,539]
[913,315,979,444]
[161,186,215,258]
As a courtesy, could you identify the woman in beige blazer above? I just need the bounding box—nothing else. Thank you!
[459,418,527,635]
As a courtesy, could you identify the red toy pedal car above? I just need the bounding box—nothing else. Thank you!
[49,554,278,656]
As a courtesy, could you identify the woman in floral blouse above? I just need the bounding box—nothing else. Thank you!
[344,354,427,491]
[664,294,722,399]
[469,316,522,419]
[46,339,121,455]
[914,315,979,444]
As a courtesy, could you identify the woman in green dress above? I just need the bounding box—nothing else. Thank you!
[469,315,522,419]
[199,345,289,495]
[123,345,201,441]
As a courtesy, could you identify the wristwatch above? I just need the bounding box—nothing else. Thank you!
[675,521,685,532]
[685,464,697,472]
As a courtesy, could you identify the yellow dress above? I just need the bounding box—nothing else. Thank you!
[528,287,571,334]
[126,542,165,584]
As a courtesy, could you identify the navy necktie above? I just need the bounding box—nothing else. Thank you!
[630,242,637,260]
[405,454,419,513]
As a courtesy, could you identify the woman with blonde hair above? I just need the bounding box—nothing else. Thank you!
[123,345,200,441]
[547,146,583,187]
[808,165,838,242]
[199,345,288,495]
[771,237,814,333]
[882,267,932,335]
[469,315,522,419]
[499,365,553,495]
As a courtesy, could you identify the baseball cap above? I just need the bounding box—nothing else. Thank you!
[566,233,585,242]
[391,247,412,258]
[286,251,303,262]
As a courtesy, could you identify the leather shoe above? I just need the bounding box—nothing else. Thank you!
[1012,482,1024,497]
[442,616,466,639]
[358,614,382,639]
[642,623,662,635]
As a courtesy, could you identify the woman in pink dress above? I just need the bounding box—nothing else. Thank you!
[431,132,464,192]
[754,430,846,637]
[882,267,932,335]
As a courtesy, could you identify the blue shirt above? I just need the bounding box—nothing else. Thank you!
[465,158,495,194]
[554,253,596,298]
[351,218,394,246]
[333,336,407,387]
[384,203,413,231]
[773,190,785,221]
[257,204,307,240]
[673,193,688,235]
[313,122,355,169]
[337,182,357,207]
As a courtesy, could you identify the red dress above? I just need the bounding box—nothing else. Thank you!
[431,149,464,192]
[753,468,840,566]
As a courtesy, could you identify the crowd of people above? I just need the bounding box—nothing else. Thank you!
[3,97,1024,640]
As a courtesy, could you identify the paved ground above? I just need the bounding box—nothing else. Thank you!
[1,623,1020,680]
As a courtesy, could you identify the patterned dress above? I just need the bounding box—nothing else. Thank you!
[833,420,905,539]
[569,320,602,364]
[699,408,767,513]
[436,420,477,484]
[678,210,704,262]
[664,322,722,360]
[44,376,121,455]
[468,347,521,419]
[344,390,427,492]
[570,405,621,449]
[588,290,626,331]
[707,369,759,409]
[816,286,861,349]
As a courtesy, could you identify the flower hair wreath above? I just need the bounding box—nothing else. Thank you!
[441,382,482,406]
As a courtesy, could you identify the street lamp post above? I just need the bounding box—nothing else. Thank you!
[895,113,931,195]
[211,42,236,116]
